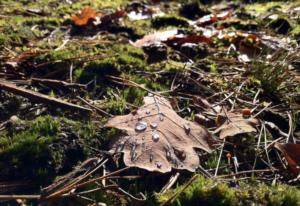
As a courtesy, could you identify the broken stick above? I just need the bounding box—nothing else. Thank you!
[0,80,92,113]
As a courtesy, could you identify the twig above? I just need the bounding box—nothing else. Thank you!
[46,166,130,200]
[162,174,198,206]
[30,77,86,89]
[76,96,113,117]
[252,102,272,118]
[0,80,92,113]
[0,195,40,200]
[214,138,225,177]
[106,75,162,97]
[286,112,294,143]
[252,123,264,173]
[160,172,180,194]
[212,92,235,107]
[216,169,278,179]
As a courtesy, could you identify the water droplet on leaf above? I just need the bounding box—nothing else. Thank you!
[150,122,158,129]
[150,153,153,162]
[183,123,190,134]
[135,121,147,132]
[152,132,160,142]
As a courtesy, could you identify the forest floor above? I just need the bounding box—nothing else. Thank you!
[0,0,300,205]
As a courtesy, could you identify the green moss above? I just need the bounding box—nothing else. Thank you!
[245,2,290,15]
[158,176,300,206]
[0,115,100,185]
[77,57,120,83]
[35,49,76,63]
[123,87,147,106]
[290,25,300,39]
[152,15,190,28]
[123,18,152,37]
[77,44,146,83]
[0,116,60,183]
[248,60,289,95]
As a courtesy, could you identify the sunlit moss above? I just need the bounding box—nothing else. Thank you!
[245,2,290,15]
[0,115,100,185]
[158,176,300,206]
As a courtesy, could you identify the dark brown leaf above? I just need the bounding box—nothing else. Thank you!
[274,143,300,174]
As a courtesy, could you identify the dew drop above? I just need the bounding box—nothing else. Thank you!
[150,122,158,129]
[152,132,160,142]
[183,123,190,134]
[131,152,137,161]
[135,121,147,132]
[166,150,172,161]
[150,153,153,162]
[159,115,164,121]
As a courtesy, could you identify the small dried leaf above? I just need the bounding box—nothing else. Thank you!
[274,143,300,174]
[105,95,215,173]
[132,29,178,48]
[71,7,97,27]
[196,10,231,27]
[215,112,259,139]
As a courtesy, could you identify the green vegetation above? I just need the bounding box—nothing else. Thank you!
[0,115,99,185]
[158,176,300,206]
[1,0,300,205]
[248,60,289,95]
[245,2,290,15]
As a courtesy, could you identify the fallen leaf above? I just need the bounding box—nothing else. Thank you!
[274,143,300,174]
[71,7,97,27]
[195,10,231,27]
[132,29,178,47]
[105,95,215,173]
[215,111,259,139]
[127,7,164,20]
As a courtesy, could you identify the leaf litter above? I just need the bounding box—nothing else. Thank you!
[105,95,216,173]
[1,0,300,205]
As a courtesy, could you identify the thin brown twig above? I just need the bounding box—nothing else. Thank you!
[46,166,130,200]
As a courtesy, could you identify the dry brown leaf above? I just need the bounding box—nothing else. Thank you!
[105,95,215,173]
[274,143,300,174]
[132,29,178,48]
[195,10,231,27]
[71,7,97,27]
[215,111,259,139]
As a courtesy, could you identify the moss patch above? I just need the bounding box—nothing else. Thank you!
[245,2,290,15]
[158,176,300,206]
[0,115,100,185]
